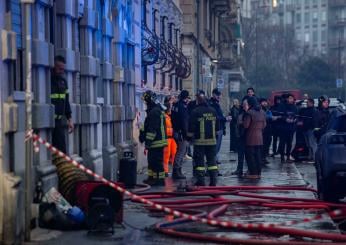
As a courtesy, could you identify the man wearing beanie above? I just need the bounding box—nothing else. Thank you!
[171,90,190,179]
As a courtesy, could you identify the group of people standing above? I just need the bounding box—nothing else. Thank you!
[139,86,333,186]
[229,88,333,179]
[139,88,230,186]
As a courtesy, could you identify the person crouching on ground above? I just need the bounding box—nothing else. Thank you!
[243,97,266,179]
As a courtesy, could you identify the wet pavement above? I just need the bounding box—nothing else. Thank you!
[28,133,345,244]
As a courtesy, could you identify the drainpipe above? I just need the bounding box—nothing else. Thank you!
[196,0,201,91]
[22,0,34,241]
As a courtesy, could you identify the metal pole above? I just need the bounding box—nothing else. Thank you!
[196,0,201,91]
[22,0,34,241]
[255,9,258,90]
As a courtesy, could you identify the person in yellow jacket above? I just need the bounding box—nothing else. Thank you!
[163,96,177,177]
[139,90,167,186]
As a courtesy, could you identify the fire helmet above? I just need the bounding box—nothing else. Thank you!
[142,90,157,104]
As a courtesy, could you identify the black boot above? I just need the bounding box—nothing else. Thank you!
[280,155,285,163]
[209,171,218,186]
[172,168,186,180]
[195,176,205,186]
[178,168,186,179]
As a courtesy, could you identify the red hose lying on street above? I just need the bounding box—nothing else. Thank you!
[136,186,346,243]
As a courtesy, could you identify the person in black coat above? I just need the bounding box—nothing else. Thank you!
[277,93,298,163]
[298,98,318,161]
[259,98,272,165]
[229,99,240,152]
[209,88,231,164]
[270,96,281,157]
[171,90,190,179]
[314,95,331,143]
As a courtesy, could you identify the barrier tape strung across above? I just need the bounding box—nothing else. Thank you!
[25,131,346,230]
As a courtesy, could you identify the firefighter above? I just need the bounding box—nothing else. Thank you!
[187,90,219,186]
[139,90,167,186]
[51,55,74,153]
[163,96,177,177]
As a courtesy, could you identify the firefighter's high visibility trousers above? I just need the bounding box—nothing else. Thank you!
[163,138,177,173]
[147,147,165,180]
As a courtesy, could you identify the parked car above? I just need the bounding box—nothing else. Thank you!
[315,108,346,202]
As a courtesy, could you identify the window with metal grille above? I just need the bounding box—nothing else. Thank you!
[6,0,25,94]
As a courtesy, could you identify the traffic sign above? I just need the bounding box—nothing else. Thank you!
[217,79,224,89]
[336,79,343,88]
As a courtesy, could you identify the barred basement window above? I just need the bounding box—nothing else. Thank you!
[6,0,25,94]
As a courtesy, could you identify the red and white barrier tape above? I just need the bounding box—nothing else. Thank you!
[26,130,346,230]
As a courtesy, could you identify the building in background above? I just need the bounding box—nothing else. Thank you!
[328,0,346,83]
[180,0,243,110]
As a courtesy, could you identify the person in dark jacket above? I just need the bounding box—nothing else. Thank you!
[243,96,266,179]
[241,87,258,103]
[299,98,317,161]
[229,99,240,152]
[139,90,167,186]
[259,98,272,165]
[231,99,249,177]
[171,90,190,179]
[270,96,282,157]
[209,88,232,165]
[51,55,74,153]
[277,94,298,163]
[313,95,331,143]
[187,90,219,186]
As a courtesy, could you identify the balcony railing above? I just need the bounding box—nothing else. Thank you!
[329,0,346,7]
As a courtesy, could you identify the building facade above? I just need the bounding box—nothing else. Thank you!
[0,0,139,242]
[328,0,346,82]
[0,0,240,242]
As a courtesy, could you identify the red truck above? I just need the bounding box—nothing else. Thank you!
[268,89,303,105]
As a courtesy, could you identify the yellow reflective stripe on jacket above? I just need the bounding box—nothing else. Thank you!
[160,113,166,140]
[149,139,168,148]
[194,139,217,145]
[199,118,205,140]
[146,132,156,140]
[51,93,66,99]
[187,132,194,137]
[212,120,216,139]
[195,167,206,171]
[207,166,218,171]
[54,114,63,119]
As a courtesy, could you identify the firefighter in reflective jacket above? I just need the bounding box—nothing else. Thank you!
[139,90,167,186]
[163,96,177,177]
[187,90,219,186]
[51,55,74,153]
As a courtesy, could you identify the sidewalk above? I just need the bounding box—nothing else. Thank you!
[27,133,341,244]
